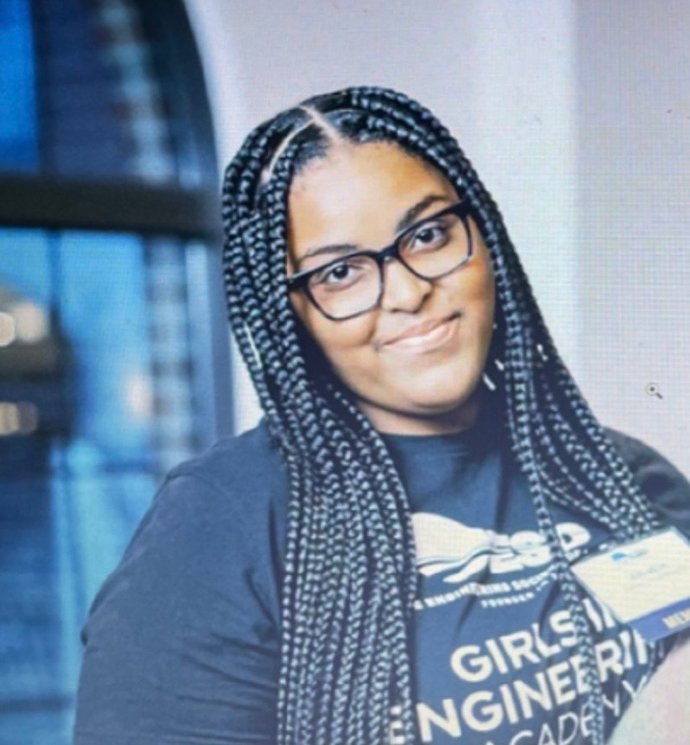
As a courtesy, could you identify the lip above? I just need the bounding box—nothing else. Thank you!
[383,314,460,353]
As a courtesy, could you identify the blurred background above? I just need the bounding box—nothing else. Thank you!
[0,1,688,742]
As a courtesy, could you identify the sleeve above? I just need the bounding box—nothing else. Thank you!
[604,427,690,538]
[73,471,281,745]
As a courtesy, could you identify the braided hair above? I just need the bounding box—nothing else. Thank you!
[221,86,662,745]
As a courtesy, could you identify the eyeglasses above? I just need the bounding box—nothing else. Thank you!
[286,201,474,321]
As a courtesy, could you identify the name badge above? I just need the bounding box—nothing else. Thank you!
[571,527,690,642]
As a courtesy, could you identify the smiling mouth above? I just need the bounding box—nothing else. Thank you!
[384,315,460,353]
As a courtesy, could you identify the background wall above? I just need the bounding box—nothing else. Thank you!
[184,0,689,476]
[575,0,690,470]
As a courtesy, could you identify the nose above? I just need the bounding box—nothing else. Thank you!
[378,256,432,312]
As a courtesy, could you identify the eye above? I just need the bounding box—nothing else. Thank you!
[310,257,368,290]
[324,262,353,284]
[408,221,449,252]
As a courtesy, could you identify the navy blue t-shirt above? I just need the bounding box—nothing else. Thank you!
[74,406,690,745]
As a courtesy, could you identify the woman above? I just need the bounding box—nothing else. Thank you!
[75,87,690,745]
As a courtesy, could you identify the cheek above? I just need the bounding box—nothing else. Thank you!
[461,244,496,324]
[291,297,377,371]
[477,272,496,326]
[443,254,495,316]
[313,317,376,363]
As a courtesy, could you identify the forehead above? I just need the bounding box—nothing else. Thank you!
[287,141,457,261]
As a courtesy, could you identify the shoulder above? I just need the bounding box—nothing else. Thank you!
[604,426,690,537]
[160,417,289,531]
[87,418,290,634]
[168,417,288,502]
[128,418,289,570]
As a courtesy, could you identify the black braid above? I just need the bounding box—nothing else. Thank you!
[221,86,662,745]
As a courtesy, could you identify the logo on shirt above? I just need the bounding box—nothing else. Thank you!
[412,513,592,611]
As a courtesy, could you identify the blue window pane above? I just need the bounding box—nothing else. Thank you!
[1,0,183,183]
[0,230,63,437]
[0,0,39,171]
[0,229,51,304]
[58,231,155,460]
[0,228,204,743]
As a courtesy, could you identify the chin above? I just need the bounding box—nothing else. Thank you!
[401,370,480,404]
[401,388,477,416]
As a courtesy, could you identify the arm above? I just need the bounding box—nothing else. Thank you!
[607,632,690,745]
[74,472,281,744]
[603,429,690,743]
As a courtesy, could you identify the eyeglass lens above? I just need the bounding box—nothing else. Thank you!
[307,209,471,319]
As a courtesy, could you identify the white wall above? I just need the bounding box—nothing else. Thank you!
[184,0,689,477]
[575,0,690,474]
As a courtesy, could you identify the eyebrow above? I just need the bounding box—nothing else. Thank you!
[295,193,452,269]
[394,193,451,234]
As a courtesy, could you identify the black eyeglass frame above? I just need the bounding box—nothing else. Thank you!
[286,200,474,321]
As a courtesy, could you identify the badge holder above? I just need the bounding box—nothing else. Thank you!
[572,527,690,642]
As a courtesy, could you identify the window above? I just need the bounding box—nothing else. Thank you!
[0,1,228,741]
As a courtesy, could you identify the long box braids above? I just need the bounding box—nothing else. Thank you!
[220,86,662,745]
